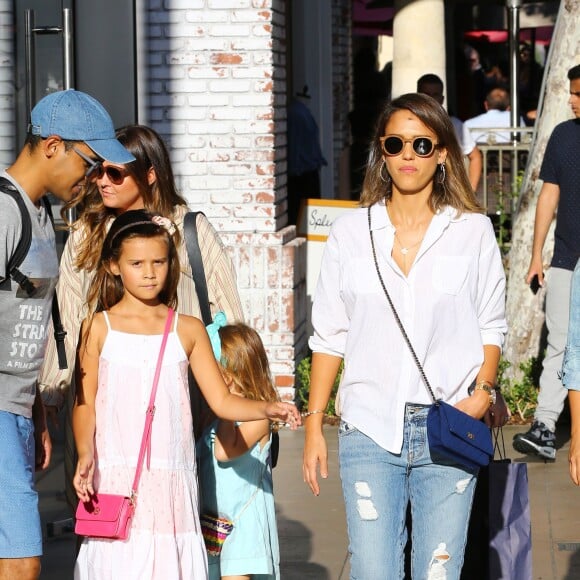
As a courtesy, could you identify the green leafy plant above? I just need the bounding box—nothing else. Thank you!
[491,169,523,258]
[497,356,540,422]
[297,353,540,424]
[295,354,342,417]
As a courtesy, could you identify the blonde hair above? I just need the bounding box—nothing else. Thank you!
[360,93,483,215]
[218,324,279,407]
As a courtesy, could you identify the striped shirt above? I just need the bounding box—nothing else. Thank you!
[39,205,244,408]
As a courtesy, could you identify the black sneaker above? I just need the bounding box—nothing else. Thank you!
[513,421,556,459]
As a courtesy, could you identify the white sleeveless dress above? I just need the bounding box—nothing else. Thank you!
[74,311,208,579]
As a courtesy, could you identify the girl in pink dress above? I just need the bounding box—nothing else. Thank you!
[72,210,300,579]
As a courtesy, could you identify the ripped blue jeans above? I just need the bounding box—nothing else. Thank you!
[338,404,477,580]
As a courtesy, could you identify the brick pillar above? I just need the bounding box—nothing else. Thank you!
[0,0,15,165]
[144,0,306,400]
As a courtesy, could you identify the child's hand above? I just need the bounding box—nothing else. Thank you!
[74,454,96,503]
[266,402,301,430]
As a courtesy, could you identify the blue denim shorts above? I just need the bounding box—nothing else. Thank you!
[0,411,42,557]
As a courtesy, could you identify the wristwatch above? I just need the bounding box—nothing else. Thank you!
[474,382,497,406]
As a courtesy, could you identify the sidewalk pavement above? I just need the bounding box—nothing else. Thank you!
[38,422,580,579]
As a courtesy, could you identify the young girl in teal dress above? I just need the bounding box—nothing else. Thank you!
[197,314,281,580]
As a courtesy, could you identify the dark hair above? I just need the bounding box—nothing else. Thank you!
[360,93,482,214]
[24,133,77,151]
[485,88,510,111]
[86,209,179,315]
[69,125,187,271]
[114,125,187,213]
[417,73,444,91]
[568,65,580,82]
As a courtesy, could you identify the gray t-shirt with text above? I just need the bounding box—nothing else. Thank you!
[0,172,58,417]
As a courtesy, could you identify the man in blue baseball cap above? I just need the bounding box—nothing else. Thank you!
[0,90,134,579]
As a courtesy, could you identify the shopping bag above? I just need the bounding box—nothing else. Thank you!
[461,464,490,578]
[461,429,532,579]
[488,459,532,579]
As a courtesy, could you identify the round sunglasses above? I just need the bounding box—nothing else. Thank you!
[88,164,131,185]
[379,136,439,157]
[72,147,131,185]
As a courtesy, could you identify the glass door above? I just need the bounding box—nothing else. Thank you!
[14,0,74,150]
[13,0,137,240]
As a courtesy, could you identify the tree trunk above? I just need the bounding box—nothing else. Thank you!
[503,0,580,381]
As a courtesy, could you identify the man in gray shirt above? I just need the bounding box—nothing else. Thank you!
[0,90,133,579]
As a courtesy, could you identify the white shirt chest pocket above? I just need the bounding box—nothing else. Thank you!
[432,256,472,295]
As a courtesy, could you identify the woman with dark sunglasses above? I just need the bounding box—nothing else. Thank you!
[38,124,244,504]
[303,93,507,579]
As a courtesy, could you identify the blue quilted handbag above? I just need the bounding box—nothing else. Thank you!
[427,400,493,469]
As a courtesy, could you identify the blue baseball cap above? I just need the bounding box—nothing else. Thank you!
[29,90,135,164]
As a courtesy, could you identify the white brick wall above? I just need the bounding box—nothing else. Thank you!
[145,0,306,391]
[0,0,331,393]
[0,0,332,392]
[146,1,281,226]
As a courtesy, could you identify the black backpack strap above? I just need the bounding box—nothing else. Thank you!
[183,211,214,440]
[183,212,213,326]
[0,179,67,369]
[51,293,67,370]
[0,177,34,294]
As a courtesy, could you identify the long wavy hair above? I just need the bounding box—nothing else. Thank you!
[67,125,188,271]
[218,324,279,407]
[85,210,180,325]
[360,93,483,214]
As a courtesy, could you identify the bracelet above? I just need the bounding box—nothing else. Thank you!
[468,380,495,397]
[475,379,494,388]
[473,381,496,406]
[301,409,326,418]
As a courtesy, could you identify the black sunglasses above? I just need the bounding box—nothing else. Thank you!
[72,147,103,179]
[379,136,439,157]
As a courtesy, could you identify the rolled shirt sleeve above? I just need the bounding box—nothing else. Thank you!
[476,219,507,348]
[309,226,349,358]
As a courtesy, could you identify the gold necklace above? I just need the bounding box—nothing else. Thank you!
[393,231,425,255]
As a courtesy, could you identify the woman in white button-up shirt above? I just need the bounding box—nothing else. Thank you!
[303,93,507,579]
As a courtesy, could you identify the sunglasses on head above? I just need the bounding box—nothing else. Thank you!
[379,136,439,157]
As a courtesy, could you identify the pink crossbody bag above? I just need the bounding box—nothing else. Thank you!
[74,308,174,540]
